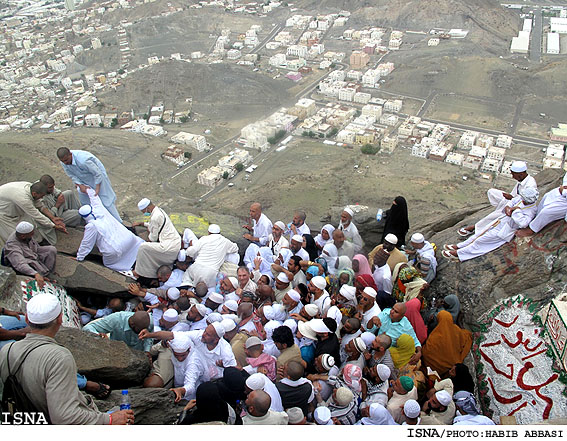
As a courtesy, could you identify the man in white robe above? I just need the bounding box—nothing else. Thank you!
[267,221,289,258]
[0,181,65,246]
[407,233,437,281]
[458,161,537,237]
[76,189,144,272]
[243,202,272,258]
[290,234,310,261]
[57,147,122,222]
[443,187,539,261]
[181,224,239,288]
[285,210,310,242]
[372,249,392,294]
[133,198,181,280]
[337,207,363,254]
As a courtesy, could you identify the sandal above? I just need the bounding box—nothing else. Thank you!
[442,250,459,261]
[92,382,111,399]
[457,227,473,237]
[443,244,458,251]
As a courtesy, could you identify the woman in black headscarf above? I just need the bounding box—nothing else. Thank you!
[302,233,319,261]
[177,381,242,425]
[381,196,409,246]
[449,363,475,394]
[215,367,249,409]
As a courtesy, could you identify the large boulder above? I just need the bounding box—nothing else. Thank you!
[0,265,19,310]
[55,327,151,387]
[93,388,186,425]
[55,227,101,257]
[422,168,567,325]
[55,254,133,297]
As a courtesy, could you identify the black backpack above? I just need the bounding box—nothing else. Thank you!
[1,342,51,424]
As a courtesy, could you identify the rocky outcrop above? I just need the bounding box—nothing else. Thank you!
[55,327,151,387]
[421,168,567,325]
[93,388,186,425]
[55,227,101,257]
[0,265,19,310]
[55,254,133,297]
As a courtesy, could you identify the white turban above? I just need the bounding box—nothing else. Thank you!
[211,321,225,338]
[304,304,319,317]
[227,277,238,289]
[177,250,186,262]
[510,160,527,173]
[167,287,180,301]
[360,332,376,347]
[223,300,238,312]
[286,289,300,302]
[311,276,326,290]
[283,318,297,334]
[271,304,287,322]
[339,285,356,302]
[276,273,290,284]
[376,364,391,382]
[78,205,95,220]
[137,198,151,210]
[363,287,377,298]
[169,333,192,353]
[221,318,237,333]
[208,224,220,234]
[435,390,452,407]
[274,221,286,230]
[314,406,332,425]
[410,233,424,244]
[15,221,34,234]
[208,292,224,304]
[27,294,62,324]
[291,234,303,244]
[163,309,178,322]
[520,186,539,204]
[343,207,354,218]
[206,311,222,323]
[246,373,266,390]
[384,233,398,245]
[192,303,208,318]
[404,400,421,419]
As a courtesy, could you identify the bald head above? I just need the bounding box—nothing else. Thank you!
[257,284,273,300]
[250,202,262,221]
[129,311,150,333]
[237,302,253,319]
[195,282,208,297]
[249,390,271,417]
[332,229,345,248]
[286,361,304,381]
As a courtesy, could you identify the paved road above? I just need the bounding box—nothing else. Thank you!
[530,9,543,63]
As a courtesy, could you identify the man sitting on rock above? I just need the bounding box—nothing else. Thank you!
[39,174,83,228]
[3,221,57,289]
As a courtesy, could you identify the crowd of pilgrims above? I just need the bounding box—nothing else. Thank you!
[71,196,489,426]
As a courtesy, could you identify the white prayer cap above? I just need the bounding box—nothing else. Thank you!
[137,198,151,211]
[311,276,326,290]
[276,272,289,284]
[245,336,263,349]
[286,407,304,424]
[192,303,207,318]
[169,333,192,353]
[435,390,452,407]
[343,207,354,217]
[227,277,238,289]
[404,400,421,419]
[223,300,238,312]
[167,287,180,301]
[520,186,539,204]
[245,373,266,390]
[15,221,34,234]
[410,233,424,244]
[376,364,391,382]
[360,332,376,347]
[291,234,303,243]
[363,287,377,298]
[304,304,319,317]
[339,285,356,302]
[263,305,274,321]
[384,233,398,245]
[163,308,178,322]
[208,224,220,234]
[510,160,527,173]
[274,221,286,230]
[271,304,287,322]
[221,318,237,333]
[26,294,62,324]
[353,337,366,353]
[284,318,297,333]
[177,250,186,262]
[314,406,332,425]
[208,292,224,304]
[206,311,222,323]
[297,320,317,340]
[286,289,300,302]
[335,387,354,406]
[321,354,335,371]
[79,205,93,218]
[309,318,331,334]
[211,321,225,338]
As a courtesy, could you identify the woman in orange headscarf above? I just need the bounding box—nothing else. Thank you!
[422,310,472,377]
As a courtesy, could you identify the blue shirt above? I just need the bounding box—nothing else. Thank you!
[369,308,421,348]
[83,311,153,352]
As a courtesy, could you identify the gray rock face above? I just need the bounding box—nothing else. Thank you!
[421,168,567,325]
[55,327,151,387]
[0,265,18,310]
[93,388,186,425]
[55,254,133,297]
[55,227,101,257]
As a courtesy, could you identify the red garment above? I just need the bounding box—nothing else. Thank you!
[246,353,277,381]
[404,298,428,344]
[356,274,378,291]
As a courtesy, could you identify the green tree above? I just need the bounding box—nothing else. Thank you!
[159,118,165,124]
[118,69,125,74]
[143,113,148,120]
[110,118,118,128]
[361,144,379,155]
[99,122,104,128]
[302,130,309,137]
[180,116,189,123]
[222,171,229,179]
[184,151,192,159]
[235,162,244,172]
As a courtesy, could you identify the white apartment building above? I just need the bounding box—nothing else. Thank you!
[384,99,402,113]
[445,152,465,166]
[170,131,207,151]
[362,104,383,119]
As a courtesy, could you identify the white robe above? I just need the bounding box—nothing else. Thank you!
[457,196,537,261]
[529,186,567,233]
[372,264,392,294]
[76,189,143,271]
[181,233,239,288]
[476,175,537,232]
[134,206,181,278]
[338,221,363,254]
[253,213,273,246]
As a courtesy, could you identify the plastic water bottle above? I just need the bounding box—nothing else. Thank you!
[120,390,131,410]
[376,209,383,222]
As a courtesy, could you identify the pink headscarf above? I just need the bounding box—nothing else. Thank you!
[353,254,372,277]
[342,363,362,393]
[404,298,428,344]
